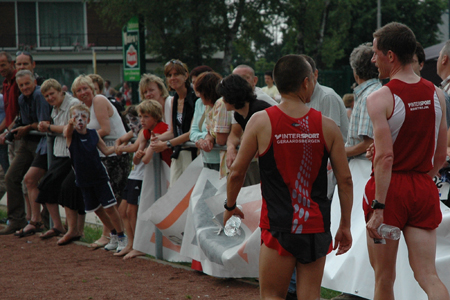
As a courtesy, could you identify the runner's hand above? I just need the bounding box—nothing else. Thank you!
[333,225,352,255]
[366,210,383,239]
[223,206,244,226]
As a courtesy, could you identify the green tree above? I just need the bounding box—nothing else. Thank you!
[93,0,276,74]
[279,0,446,69]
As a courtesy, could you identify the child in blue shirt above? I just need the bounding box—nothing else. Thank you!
[64,103,126,252]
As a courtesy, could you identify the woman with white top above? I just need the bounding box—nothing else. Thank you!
[151,60,198,186]
[71,74,129,250]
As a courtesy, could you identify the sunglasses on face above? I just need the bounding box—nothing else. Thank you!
[16,51,32,57]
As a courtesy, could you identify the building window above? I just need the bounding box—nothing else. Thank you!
[17,2,37,48]
[16,1,85,48]
[38,2,84,47]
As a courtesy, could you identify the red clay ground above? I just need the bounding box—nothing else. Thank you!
[0,226,260,300]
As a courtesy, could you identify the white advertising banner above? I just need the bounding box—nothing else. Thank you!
[179,166,262,277]
[322,158,450,300]
[133,156,191,262]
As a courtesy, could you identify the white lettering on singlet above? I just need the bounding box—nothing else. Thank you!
[408,100,431,111]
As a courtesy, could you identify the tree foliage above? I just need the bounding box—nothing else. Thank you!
[279,0,446,69]
[94,0,447,72]
[93,0,276,73]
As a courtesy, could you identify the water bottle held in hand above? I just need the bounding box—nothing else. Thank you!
[224,205,242,237]
[374,224,401,244]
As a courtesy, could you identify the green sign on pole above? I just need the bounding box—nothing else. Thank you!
[123,16,140,82]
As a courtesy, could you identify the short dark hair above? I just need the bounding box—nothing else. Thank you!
[216,74,256,110]
[373,22,416,65]
[194,72,222,105]
[300,54,316,72]
[190,65,214,78]
[264,71,273,78]
[415,41,425,65]
[273,55,312,94]
[349,43,379,80]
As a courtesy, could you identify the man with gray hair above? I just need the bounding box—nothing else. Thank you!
[0,70,51,235]
[330,42,381,300]
[434,41,450,130]
[346,42,381,158]
[437,40,450,93]
[232,64,277,106]
[301,55,349,141]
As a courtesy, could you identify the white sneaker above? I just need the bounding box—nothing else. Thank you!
[117,235,128,253]
[104,234,118,251]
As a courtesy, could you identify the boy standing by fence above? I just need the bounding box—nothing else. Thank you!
[64,103,126,252]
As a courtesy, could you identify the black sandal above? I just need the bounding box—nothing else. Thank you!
[15,221,44,238]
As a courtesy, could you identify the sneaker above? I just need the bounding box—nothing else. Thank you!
[117,235,128,253]
[104,234,118,251]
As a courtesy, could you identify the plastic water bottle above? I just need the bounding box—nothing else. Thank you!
[377,224,401,240]
[224,205,243,237]
[374,224,401,244]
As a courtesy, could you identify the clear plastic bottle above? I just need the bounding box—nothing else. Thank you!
[377,224,401,240]
[374,224,401,244]
[224,205,243,237]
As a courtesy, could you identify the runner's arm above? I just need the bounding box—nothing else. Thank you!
[366,87,393,238]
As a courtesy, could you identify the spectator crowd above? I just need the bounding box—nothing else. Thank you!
[1,21,450,300]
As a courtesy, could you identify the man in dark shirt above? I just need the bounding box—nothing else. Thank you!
[0,52,20,137]
[0,70,51,235]
[15,51,45,86]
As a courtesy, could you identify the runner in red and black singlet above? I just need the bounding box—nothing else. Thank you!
[223,55,353,300]
[259,106,329,234]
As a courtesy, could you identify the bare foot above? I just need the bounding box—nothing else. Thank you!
[114,245,132,257]
[123,249,145,260]
[89,235,109,249]
[57,233,81,246]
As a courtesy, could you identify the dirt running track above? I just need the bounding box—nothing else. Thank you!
[0,228,260,300]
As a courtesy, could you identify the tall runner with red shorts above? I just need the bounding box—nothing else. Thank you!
[365,22,449,300]
[224,55,353,300]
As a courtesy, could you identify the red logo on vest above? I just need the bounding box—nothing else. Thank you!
[126,45,138,68]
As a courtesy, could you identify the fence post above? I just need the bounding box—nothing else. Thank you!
[46,133,54,229]
[153,152,163,260]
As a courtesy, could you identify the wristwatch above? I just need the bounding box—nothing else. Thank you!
[371,199,385,210]
[224,199,237,211]
[166,140,173,148]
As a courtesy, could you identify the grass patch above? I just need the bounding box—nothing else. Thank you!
[321,287,341,299]
[0,208,6,220]
[81,224,102,244]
